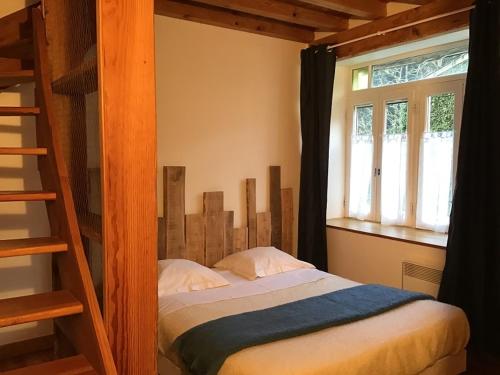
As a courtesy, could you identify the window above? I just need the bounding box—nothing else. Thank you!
[417,91,457,232]
[348,105,374,219]
[352,67,369,91]
[381,100,408,225]
[351,45,468,90]
[346,47,465,233]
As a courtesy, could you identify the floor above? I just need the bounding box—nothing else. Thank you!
[1,347,500,373]
[465,351,500,374]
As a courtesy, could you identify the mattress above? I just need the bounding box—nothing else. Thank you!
[158,269,470,375]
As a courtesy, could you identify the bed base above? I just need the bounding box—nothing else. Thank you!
[158,349,466,375]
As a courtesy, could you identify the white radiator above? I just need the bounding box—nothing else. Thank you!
[402,261,443,298]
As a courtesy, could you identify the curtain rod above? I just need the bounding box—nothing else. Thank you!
[324,6,475,49]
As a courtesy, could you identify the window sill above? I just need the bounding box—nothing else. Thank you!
[326,218,447,250]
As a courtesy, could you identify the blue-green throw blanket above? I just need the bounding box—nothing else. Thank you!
[173,284,433,375]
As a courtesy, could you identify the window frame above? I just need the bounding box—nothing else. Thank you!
[345,73,465,231]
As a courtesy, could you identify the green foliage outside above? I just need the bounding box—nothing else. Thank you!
[430,93,455,132]
[355,105,373,136]
[354,93,454,137]
[385,101,408,135]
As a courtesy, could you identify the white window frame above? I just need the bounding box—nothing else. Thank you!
[345,73,465,230]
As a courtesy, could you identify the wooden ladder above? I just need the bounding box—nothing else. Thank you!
[0,6,116,375]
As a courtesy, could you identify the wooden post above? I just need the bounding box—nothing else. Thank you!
[97,0,157,374]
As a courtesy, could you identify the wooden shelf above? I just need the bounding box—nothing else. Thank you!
[0,237,67,258]
[2,354,95,375]
[326,218,447,249]
[0,38,33,60]
[0,147,47,155]
[0,70,34,88]
[0,107,40,116]
[0,291,83,328]
[0,191,56,202]
[52,58,97,95]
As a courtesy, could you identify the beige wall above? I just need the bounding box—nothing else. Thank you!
[0,1,52,345]
[328,229,445,288]
[155,17,304,251]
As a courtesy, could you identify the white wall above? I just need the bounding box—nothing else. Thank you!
[0,1,52,345]
[155,17,305,251]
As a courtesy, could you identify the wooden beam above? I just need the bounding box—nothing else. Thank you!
[246,178,257,249]
[334,11,469,58]
[384,0,432,4]
[97,0,157,373]
[269,166,282,249]
[190,0,348,31]
[297,0,386,19]
[164,166,186,260]
[155,0,314,43]
[281,188,294,254]
[313,0,473,46]
[203,192,225,267]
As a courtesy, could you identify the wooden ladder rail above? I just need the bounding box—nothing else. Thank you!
[31,8,117,375]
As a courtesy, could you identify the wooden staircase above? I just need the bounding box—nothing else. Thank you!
[0,6,116,375]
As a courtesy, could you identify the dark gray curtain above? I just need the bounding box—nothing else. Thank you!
[438,0,500,355]
[297,45,336,271]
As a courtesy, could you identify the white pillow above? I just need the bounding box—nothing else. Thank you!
[157,259,229,297]
[214,247,315,280]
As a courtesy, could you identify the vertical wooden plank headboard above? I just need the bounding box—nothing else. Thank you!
[163,166,186,259]
[161,166,294,265]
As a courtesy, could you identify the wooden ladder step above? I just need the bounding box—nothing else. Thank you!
[0,70,34,88]
[0,106,40,116]
[0,237,67,258]
[2,354,96,375]
[0,290,83,328]
[0,191,56,202]
[0,147,47,155]
[0,38,34,60]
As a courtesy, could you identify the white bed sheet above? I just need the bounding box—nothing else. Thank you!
[158,269,470,375]
[159,268,352,316]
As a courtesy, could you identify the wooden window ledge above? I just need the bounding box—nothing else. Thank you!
[326,218,447,249]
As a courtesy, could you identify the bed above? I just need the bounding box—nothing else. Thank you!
[158,167,469,374]
[157,267,469,375]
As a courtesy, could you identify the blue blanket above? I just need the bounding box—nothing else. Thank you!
[174,284,432,375]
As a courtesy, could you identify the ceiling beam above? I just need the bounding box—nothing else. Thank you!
[296,0,386,19]
[155,0,315,43]
[334,11,469,58]
[313,0,474,46]
[189,0,348,31]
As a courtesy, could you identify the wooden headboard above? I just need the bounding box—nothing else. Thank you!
[158,166,294,266]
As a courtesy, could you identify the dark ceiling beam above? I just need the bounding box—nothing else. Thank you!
[155,0,315,43]
[189,0,348,31]
[295,0,387,19]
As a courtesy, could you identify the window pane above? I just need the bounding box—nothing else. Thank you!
[352,67,369,91]
[385,101,408,134]
[381,101,408,225]
[372,46,468,88]
[354,105,373,135]
[417,93,456,232]
[349,105,374,220]
[429,93,455,132]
